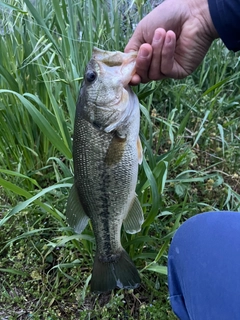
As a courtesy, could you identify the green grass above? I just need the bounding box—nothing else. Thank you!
[0,0,240,319]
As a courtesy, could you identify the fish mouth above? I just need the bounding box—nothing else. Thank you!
[92,47,137,87]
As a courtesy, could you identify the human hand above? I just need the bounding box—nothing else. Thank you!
[125,0,219,84]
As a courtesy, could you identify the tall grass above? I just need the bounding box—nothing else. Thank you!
[0,0,240,318]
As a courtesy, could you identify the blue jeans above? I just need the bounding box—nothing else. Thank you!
[168,211,240,320]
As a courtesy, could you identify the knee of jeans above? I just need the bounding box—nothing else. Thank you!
[172,211,234,242]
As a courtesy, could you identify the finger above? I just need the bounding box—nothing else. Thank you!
[148,28,166,80]
[129,73,142,86]
[161,30,176,77]
[134,44,153,83]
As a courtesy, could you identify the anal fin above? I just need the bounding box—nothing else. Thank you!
[66,184,89,234]
[123,195,144,234]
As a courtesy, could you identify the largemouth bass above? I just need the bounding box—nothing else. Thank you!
[66,47,144,293]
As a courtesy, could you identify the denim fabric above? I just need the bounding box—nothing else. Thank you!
[168,211,240,320]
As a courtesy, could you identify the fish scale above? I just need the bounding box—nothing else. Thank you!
[66,47,144,292]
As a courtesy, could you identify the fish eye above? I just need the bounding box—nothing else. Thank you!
[86,70,97,83]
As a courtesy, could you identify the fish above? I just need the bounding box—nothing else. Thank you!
[66,47,144,293]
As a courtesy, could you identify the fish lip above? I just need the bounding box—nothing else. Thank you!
[92,47,137,64]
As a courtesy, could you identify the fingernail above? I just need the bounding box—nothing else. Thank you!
[140,47,149,58]
[165,34,171,44]
[154,32,161,41]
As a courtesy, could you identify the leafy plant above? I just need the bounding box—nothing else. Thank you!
[0,0,240,318]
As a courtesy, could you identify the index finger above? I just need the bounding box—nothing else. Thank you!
[134,44,153,83]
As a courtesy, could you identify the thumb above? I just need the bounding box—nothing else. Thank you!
[124,27,145,53]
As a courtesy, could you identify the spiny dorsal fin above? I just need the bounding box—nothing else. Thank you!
[66,184,89,234]
[123,195,144,234]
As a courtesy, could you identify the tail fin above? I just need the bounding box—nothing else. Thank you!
[90,250,140,293]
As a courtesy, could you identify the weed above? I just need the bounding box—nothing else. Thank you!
[0,0,239,318]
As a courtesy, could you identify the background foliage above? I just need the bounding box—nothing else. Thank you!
[0,0,239,319]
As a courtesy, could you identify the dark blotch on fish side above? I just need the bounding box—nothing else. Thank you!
[98,252,121,263]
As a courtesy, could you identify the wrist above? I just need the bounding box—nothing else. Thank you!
[189,0,219,41]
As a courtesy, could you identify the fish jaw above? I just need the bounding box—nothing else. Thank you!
[92,47,137,88]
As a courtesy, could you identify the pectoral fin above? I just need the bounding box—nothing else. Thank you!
[66,184,89,234]
[123,195,144,234]
[104,132,127,166]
